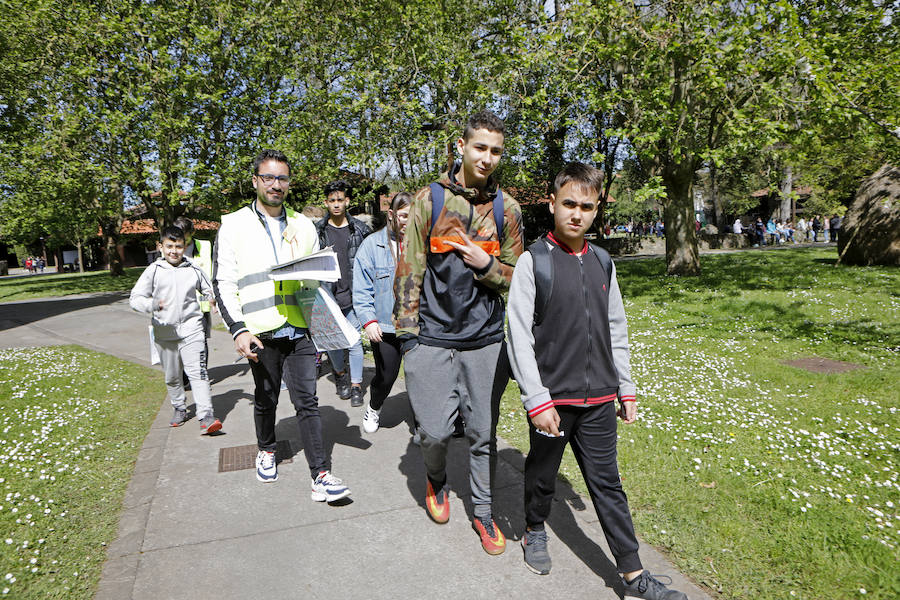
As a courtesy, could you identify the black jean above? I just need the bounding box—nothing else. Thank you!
[369,333,403,411]
[523,402,642,573]
[249,335,328,479]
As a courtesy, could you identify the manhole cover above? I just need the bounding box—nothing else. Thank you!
[218,440,293,473]
[782,357,866,374]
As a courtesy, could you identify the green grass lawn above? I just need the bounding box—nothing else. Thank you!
[0,346,164,599]
[0,268,144,303]
[498,246,899,600]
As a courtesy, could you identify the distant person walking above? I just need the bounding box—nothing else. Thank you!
[830,214,841,244]
[754,217,766,246]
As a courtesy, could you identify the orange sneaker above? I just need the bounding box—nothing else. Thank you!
[472,515,506,555]
[425,479,450,524]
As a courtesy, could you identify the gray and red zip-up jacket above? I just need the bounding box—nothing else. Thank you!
[506,233,636,418]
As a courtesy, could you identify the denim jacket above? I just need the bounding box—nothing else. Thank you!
[352,228,396,333]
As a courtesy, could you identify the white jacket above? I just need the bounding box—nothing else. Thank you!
[129,258,213,341]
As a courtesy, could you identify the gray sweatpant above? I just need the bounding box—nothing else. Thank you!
[404,341,508,518]
[155,329,213,420]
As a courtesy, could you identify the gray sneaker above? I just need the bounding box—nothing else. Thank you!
[522,528,551,575]
[622,571,688,600]
[170,407,188,427]
[199,415,222,435]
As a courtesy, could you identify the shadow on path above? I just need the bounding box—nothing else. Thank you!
[208,363,251,385]
[0,292,128,332]
[274,404,373,468]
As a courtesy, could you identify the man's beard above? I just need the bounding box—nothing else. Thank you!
[258,190,284,207]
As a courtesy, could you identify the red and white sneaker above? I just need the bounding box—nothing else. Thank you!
[472,515,506,555]
[425,478,450,524]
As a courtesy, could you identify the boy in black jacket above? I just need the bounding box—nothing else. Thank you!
[507,163,687,599]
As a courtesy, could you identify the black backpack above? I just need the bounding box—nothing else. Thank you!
[528,237,612,326]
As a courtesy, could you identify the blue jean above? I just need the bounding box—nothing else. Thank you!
[327,307,364,384]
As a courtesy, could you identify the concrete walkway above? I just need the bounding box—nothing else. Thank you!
[0,292,712,600]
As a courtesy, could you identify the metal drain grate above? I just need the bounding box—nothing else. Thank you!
[218,440,293,473]
[782,357,866,374]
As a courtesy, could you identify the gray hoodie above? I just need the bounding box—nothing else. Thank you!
[129,258,213,341]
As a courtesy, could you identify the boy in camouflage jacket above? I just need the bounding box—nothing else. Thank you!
[394,110,524,555]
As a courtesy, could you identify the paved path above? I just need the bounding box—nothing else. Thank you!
[0,293,712,600]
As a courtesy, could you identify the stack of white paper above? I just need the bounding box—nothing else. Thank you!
[269,246,341,282]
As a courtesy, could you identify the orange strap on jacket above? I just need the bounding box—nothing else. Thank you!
[430,237,501,256]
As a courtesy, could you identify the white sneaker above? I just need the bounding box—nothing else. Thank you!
[311,470,351,503]
[362,403,381,433]
[256,450,277,482]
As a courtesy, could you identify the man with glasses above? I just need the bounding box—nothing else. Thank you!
[213,149,351,502]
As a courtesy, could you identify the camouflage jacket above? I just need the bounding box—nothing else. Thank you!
[393,166,524,349]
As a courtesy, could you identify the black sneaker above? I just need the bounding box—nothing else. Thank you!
[335,371,351,399]
[350,386,363,407]
[522,528,551,575]
[170,407,188,427]
[622,571,688,600]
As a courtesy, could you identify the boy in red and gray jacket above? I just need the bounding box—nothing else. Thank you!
[507,162,687,600]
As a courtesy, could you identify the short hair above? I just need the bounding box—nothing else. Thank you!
[324,179,352,199]
[252,149,291,175]
[160,225,185,243]
[553,162,604,197]
[172,216,194,234]
[463,110,505,140]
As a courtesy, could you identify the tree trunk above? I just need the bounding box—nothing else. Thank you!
[710,162,725,230]
[76,240,84,274]
[544,124,566,196]
[102,215,125,276]
[663,163,700,276]
[780,165,792,222]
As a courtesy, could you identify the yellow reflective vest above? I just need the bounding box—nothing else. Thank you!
[214,204,318,337]
[190,239,213,313]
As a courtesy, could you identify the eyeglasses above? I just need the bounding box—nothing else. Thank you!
[257,174,291,186]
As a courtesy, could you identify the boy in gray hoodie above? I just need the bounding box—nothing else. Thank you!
[130,226,222,433]
[507,163,686,599]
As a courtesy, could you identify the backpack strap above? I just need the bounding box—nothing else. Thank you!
[587,242,613,282]
[493,189,504,242]
[528,238,553,326]
[430,182,505,242]
[429,182,444,233]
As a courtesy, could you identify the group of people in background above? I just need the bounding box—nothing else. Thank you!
[127,110,688,600]
[620,220,665,238]
[735,214,842,247]
[23,256,45,273]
